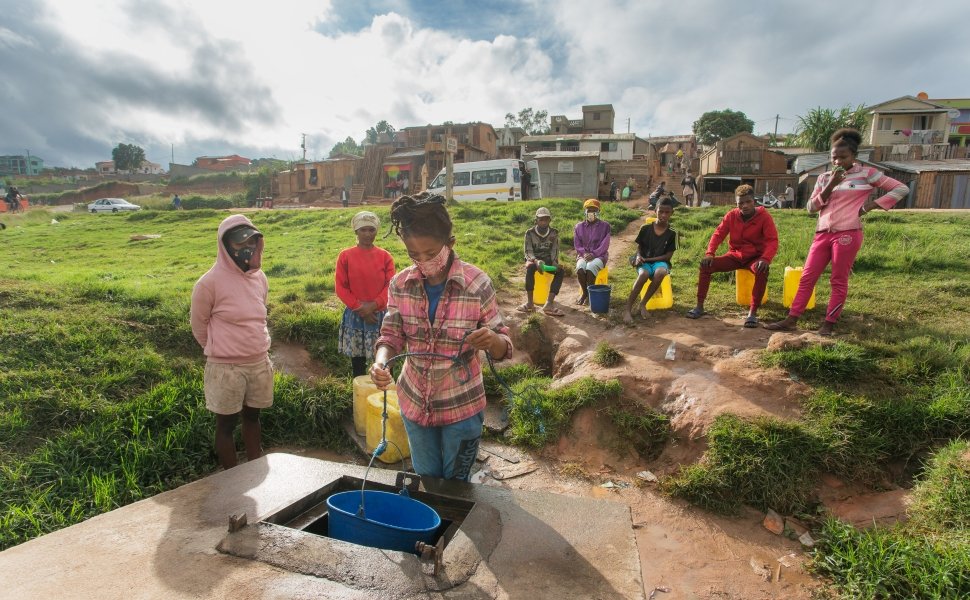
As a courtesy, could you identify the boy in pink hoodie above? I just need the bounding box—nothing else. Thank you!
[191,214,272,469]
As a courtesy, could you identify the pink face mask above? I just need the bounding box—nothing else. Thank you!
[413,244,451,278]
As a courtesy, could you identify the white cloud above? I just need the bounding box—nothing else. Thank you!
[4,0,970,167]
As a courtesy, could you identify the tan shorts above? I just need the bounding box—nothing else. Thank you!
[204,358,274,415]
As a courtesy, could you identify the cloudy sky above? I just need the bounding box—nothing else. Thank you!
[1,0,967,169]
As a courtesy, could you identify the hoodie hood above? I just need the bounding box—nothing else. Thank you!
[216,214,264,273]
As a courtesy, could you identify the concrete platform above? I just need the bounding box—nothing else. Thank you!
[0,453,644,599]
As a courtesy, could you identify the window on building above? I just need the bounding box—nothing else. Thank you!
[877,117,892,131]
[561,142,580,151]
[309,168,318,185]
[600,142,618,152]
[913,115,931,130]
[593,112,600,120]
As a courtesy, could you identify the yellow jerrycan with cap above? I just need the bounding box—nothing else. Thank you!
[365,390,410,463]
[783,266,816,309]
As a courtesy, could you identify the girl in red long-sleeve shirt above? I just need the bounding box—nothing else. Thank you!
[335,211,396,376]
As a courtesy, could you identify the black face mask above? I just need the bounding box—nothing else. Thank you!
[224,239,257,272]
[230,247,255,271]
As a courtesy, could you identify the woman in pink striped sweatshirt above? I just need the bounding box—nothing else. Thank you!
[191,214,272,469]
[765,129,908,336]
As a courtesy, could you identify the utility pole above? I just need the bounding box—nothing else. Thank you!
[301,133,307,162]
[626,118,631,133]
[445,126,454,202]
[171,143,174,165]
[773,114,780,146]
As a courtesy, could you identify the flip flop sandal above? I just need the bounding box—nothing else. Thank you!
[576,295,588,306]
[744,316,759,328]
[685,307,706,319]
[542,307,565,317]
[516,304,536,313]
[763,321,797,331]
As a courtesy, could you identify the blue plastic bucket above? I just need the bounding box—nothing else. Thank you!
[327,490,441,553]
[588,284,611,314]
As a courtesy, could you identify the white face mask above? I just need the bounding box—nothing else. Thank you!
[585,210,598,222]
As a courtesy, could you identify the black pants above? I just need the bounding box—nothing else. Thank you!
[351,356,368,377]
[525,263,564,294]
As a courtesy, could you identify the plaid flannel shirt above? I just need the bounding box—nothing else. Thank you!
[375,253,513,427]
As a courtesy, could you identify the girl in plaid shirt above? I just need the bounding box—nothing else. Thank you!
[370,193,512,481]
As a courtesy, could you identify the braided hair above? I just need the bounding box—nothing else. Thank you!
[387,192,453,242]
[831,128,862,156]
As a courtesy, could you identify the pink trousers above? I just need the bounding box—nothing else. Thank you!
[789,229,863,323]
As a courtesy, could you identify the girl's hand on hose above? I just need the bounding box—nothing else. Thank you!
[370,362,393,390]
[465,327,496,351]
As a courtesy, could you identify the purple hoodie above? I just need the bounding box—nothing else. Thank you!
[190,214,270,364]
[573,218,611,263]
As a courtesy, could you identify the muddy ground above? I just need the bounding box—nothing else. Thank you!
[268,201,912,599]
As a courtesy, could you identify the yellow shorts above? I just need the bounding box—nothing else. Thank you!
[204,358,274,415]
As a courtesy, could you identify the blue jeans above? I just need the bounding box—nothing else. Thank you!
[402,411,483,482]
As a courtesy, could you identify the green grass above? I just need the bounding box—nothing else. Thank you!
[0,199,640,550]
[811,518,970,599]
[2,199,970,593]
[505,377,622,447]
[908,439,970,538]
[607,404,670,459]
[761,342,869,383]
[591,341,623,367]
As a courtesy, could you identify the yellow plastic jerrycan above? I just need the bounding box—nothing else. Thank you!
[783,266,816,309]
[532,270,555,305]
[735,269,768,305]
[365,390,410,463]
[594,266,609,285]
[642,274,674,310]
[353,375,395,436]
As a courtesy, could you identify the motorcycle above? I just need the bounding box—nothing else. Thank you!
[756,190,781,209]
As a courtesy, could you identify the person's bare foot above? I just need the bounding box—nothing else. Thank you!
[623,309,634,324]
[817,321,835,336]
[575,294,588,306]
[639,305,649,319]
[764,316,798,331]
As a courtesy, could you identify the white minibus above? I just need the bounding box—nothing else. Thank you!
[427,159,539,201]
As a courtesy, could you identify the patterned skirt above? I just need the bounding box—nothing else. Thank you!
[338,307,386,360]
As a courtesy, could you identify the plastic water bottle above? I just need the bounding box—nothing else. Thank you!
[665,341,676,361]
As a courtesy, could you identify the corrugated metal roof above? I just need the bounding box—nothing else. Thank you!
[520,133,636,142]
[794,150,872,174]
[878,159,970,173]
[530,151,601,159]
[387,149,425,158]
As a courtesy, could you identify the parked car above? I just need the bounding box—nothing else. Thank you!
[88,198,141,213]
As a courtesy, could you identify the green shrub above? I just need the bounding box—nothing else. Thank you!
[592,341,623,367]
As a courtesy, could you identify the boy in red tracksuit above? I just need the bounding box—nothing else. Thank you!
[191,214,272,469]
[686,185,778,327]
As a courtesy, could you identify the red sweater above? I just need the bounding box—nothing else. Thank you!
[335,245,395,311]
[706,207,779,263]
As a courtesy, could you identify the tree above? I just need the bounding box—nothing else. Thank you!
[111,143,146,174]
[692,109,754,145]
[790,105,868,151]
[329,136,362,158]
[364,120,396,144]
[505,107,550,135]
